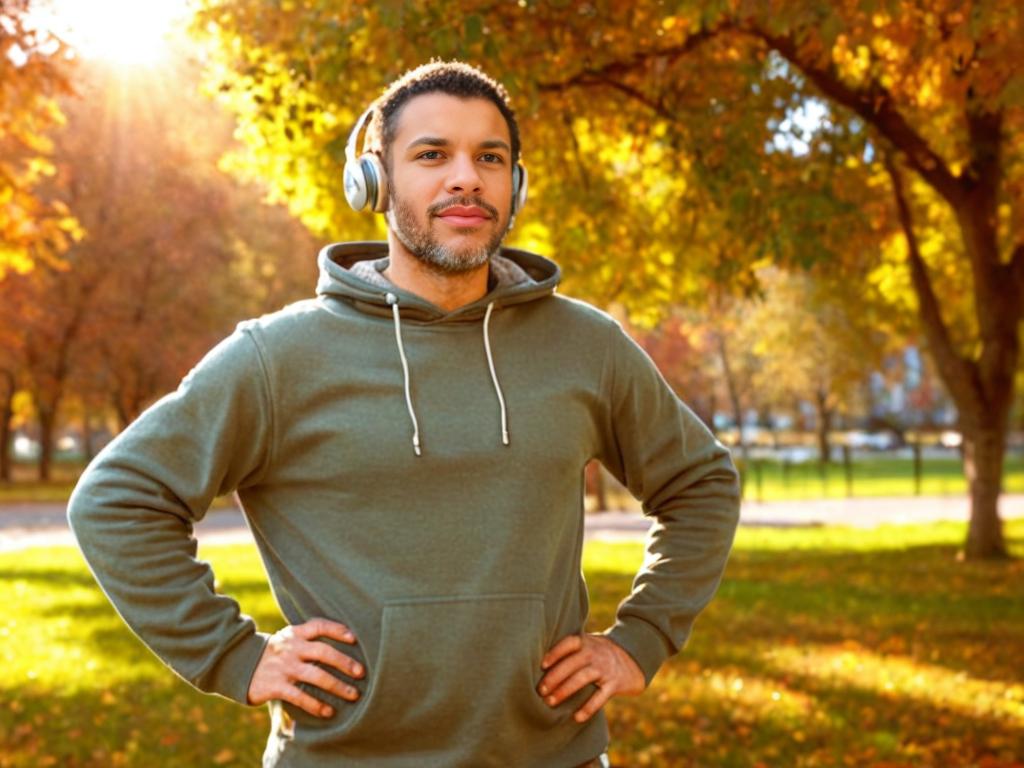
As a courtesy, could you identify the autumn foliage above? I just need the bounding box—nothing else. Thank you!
[190,0,1024,559]
[2,1,1023,558]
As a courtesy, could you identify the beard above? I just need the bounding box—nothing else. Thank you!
[386,189,509,275]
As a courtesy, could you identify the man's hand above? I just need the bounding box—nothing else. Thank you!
[247,618,364,718]
[538,633,645,723]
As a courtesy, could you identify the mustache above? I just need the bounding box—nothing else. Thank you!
[428,197,499,219]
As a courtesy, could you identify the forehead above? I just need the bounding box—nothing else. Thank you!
[392,92,510,147]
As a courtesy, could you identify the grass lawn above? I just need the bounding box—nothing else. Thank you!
[735,454,1024,502]
[1,521,1022,767]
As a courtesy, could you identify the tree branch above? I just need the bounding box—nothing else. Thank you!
[561,109,591,191]
[883,152,982,413]
[751,27,965,208]
[589,73,680,124]
[1012,243,1024,311]
[963,106,1003,193]
[957,107,1015,337]
[536,29,720,122]
[538,30,719,92]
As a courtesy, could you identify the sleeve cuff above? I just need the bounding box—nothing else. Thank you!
[603,618,675,687]
[199,630,272,705]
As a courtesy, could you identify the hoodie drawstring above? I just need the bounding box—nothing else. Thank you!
[483,302,510,446]
[385,293,510,456]
[387,293,421,456]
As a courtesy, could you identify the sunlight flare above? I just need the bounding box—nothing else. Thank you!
[765,642,1024,726]
[34,0,192,65]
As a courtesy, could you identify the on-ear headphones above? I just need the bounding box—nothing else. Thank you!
[343,106,388,213]
[342,103,529,225]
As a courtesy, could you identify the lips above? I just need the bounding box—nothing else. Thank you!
[437,205,491,227]
[439,205,490,218]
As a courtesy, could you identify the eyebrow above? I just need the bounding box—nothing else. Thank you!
[406,136,511,154]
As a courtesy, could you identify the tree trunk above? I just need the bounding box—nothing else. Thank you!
[961,426,1009,559]
[692,396,716,435]
[37,405,55,482]
[716,332,749,470]
[815,389,833,464]
[112,384,132,432]
[82,411,97,462]
[883,153,1019,560]
[0,372,14,482]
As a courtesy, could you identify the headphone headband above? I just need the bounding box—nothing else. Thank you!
[345,105,374,166]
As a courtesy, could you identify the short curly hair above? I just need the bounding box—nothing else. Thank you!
[366,59,521,172]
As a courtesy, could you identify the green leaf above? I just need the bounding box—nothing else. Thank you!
[465,14,483,45]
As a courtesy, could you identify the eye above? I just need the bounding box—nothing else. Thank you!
[417,150,443,160]
[481,153,504,164]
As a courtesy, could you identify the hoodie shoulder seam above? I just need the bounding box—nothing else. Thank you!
[597,315,621,419]
[239,325,277,479]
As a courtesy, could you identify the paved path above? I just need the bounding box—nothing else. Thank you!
[2,495,1022,553]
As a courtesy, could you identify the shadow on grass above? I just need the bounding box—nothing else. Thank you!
[4,536,1022,768]
[588,539,1024,766]
[0,678,270,767]
[3,614,1019,768]
[607,655,1023,767]
[587,539,1024,685]
[32,577,286,662]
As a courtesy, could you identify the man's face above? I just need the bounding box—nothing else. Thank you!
[384,92,514,274]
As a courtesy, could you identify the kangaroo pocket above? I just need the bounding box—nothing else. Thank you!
[340,592,558,754]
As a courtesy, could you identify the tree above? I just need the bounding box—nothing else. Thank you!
[742,268,887,463]
[0,284,24,479]
[189,1,1023,558]
[632,310,720,433]
[2,56,319,478]
[0,0,81,276]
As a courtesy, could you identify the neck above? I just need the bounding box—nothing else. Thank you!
[383,231,490,312]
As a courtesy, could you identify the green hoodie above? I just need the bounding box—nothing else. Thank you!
[68,241,740,767]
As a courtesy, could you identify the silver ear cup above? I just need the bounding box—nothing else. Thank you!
[360,157,379,212]
[344,104,388,212]
[508,164,528,232]
[343,154,388,212]
[343,158,369,211]
[364,154,388,212]
[513,164,528,215]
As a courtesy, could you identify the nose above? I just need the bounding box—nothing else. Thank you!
[445,152,483,195]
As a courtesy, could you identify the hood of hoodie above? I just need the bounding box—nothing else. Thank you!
[316,241,561,323]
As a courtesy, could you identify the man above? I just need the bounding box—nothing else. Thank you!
[68,60,740,767]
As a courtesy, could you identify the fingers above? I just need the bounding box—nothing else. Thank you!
[541,633,582,670]
[537,634,647,720]
[543,665,601,708]
[293,617,357,644]
[279,682,336,719]
[538,647,590,697]
[296,662,361,703]
[573,683,614,723]
[247,617,364,717]
[305,640,365,680]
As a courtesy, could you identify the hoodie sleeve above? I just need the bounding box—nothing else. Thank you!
[66,322,274,705]
[595,319,741,686]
